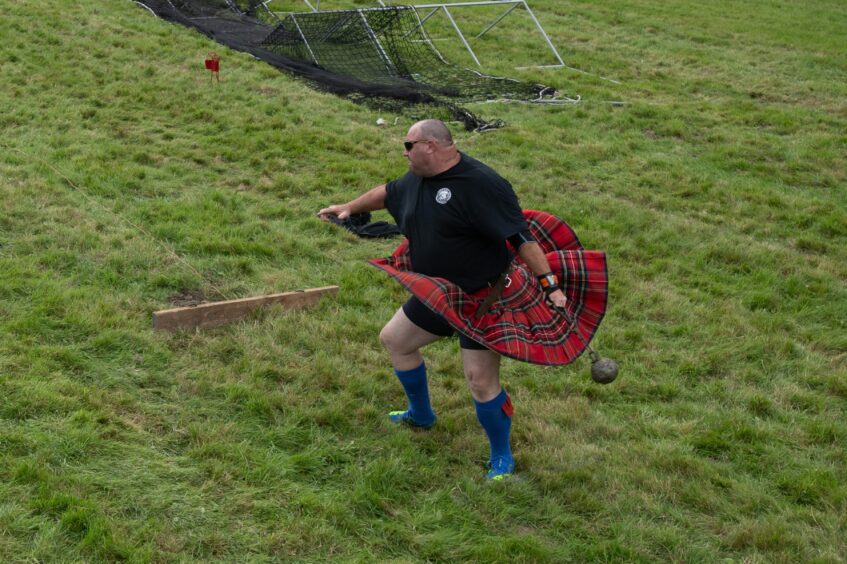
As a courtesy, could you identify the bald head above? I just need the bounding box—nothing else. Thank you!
[413,119,454,147]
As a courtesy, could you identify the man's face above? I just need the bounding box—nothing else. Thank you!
[403,128,433,177]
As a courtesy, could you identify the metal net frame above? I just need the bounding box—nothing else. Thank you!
[261,6,544,101]
[138,0,557,129]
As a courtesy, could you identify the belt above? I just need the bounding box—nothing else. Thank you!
[474,270,511,319]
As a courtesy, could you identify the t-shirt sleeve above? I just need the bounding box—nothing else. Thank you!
[472,173,528,240]
[384,179,399,218]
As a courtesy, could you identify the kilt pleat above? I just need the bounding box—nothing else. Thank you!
[368,210,608,366]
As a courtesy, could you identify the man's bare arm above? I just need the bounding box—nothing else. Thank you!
[318,184,387,221]
[516,241,568,307]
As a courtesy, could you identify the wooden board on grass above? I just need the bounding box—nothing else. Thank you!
[152,286,339,331]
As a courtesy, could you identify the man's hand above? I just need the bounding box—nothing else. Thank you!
[317,203,352,222]
[546,288,567,309]
[318,185,388,223]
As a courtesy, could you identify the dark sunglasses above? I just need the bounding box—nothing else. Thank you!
[403,139,428,151]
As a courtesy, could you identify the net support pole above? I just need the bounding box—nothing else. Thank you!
[401,7,441,40]
[475,2,519,38]
[520,1,564,67]
[255,0,279,22]
[401,7,440,41]
[419,7,441,26]
[409,6,449,63]
[289,14,320,65]
[358,9,398,76]
[441,6,481,67]
[396,0,567,69]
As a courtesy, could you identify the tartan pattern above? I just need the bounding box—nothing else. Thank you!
[369,210,608,366]
[516,210,583,253]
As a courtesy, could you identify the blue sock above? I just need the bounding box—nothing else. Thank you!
[394,362,436,425]
[475,389,514,469]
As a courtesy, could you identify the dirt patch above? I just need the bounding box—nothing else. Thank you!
[169,289,206,307]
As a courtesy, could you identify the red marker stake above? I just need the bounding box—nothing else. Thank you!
[204,52,220,83]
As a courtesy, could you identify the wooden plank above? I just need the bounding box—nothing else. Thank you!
[152,286,339,331]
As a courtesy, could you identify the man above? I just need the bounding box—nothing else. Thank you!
[319,119,570,480]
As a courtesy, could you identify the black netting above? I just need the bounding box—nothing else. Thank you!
[137,1,558,130]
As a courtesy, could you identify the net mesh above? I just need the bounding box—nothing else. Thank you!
[138,1,557,129]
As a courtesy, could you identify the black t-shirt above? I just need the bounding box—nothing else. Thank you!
[384,153,528,291]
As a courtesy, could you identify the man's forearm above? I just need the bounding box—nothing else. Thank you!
[517,241,567,305]
[516,241,554,276]
[346,184,387,214]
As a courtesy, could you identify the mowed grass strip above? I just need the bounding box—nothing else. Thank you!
[0,0,845,561]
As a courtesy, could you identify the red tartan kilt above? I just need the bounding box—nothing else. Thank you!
[369,210,609,366]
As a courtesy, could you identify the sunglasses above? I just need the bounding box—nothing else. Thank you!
[403,139,428,151]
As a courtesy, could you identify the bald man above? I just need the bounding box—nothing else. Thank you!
[319,119,567,480]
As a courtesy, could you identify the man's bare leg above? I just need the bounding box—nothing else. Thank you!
[380,307,442,427]
[462,348,515,480]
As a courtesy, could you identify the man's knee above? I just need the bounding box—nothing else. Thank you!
[379,324,396,351]
[464,365,496,393]
[380,322,410,354]
[462,350,501,400]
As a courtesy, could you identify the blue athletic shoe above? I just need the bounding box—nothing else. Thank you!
[388,409,436,429]
[485,456,516,481]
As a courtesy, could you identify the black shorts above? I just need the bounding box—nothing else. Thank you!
[402,297,487,350]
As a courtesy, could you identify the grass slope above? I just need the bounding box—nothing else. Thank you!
[0,0,845,561]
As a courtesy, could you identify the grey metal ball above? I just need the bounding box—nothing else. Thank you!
[591,357,619,384]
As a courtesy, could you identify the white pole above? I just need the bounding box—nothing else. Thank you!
[358,9,397,75]
[520,1,564,66]
[290,14,320,64]
[441,6,481,67]
[476,2,519,38]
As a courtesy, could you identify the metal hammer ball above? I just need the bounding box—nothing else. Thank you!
[590,357,619,384]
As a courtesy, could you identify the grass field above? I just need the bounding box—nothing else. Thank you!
[1,0,845,561]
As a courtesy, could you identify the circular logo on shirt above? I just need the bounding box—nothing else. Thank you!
[435,187,452,204]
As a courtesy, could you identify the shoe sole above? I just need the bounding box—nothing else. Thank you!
[388,411,435,429]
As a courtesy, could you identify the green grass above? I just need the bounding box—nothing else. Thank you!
[1,0,845,561]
